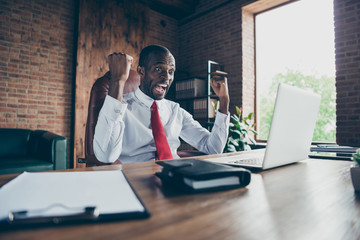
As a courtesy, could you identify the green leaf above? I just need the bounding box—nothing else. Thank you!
[231,115,239,122]
[239,141,245,151]
[226,145,237,152]
[250,129,258,135]
[239,122,247,130]
[248,136,257,145]
[353,149,360,165]
[236,106,242,117]
[229,138,239,147]
[230,130,241,138]
[211,100,219,111]
[244,119,250,126]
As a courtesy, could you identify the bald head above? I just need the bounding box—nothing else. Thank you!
[138,45,173,68]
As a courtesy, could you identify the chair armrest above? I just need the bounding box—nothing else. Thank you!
[35,131,67,170]
[177,150,206,158]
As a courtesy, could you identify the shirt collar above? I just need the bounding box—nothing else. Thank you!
[134,87,165,109]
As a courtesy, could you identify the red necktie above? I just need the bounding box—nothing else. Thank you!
[151,101,173,160]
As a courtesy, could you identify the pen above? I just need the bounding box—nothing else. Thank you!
[7,206,99,225]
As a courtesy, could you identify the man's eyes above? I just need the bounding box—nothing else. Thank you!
[155,67,175,75]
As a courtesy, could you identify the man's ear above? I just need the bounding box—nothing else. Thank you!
[137,66,145,78]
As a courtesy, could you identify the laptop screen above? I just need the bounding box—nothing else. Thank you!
[263,83,321,169]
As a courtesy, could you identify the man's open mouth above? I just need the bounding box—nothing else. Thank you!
[154,84,168,94]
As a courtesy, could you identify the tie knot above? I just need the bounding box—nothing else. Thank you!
[152,101,158,110]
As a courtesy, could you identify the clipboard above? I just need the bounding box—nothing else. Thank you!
[0,170,150,229]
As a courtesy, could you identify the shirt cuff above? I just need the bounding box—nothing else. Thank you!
[214,110,230,125]
[101,95,128,121]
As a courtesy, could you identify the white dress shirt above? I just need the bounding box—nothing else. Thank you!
[93,88,230,164]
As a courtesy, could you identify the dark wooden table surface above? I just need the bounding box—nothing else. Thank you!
[0,155,359,240]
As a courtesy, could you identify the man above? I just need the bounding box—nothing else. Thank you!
[94,45,230,164]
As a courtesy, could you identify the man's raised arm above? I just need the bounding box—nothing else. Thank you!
[93,53,133,163]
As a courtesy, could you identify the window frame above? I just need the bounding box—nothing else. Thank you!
[242,0,335,144]
[242,0,293,143]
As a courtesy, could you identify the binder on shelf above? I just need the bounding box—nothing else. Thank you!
[0,170,150,229]
[193,98,217,118]
[155,158,251,193]
[211,70,228,78]
[176,78,206,99]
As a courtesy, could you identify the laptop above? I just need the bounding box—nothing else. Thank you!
[204,83,321,170]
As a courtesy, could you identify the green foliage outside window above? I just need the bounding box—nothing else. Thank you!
[258,69,336,142]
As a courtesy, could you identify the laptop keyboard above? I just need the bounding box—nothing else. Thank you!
[232,157,263,166]
[204,149,265,167]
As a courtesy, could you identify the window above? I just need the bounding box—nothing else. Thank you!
[255,0,336,142]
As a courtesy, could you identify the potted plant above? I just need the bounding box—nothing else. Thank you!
[351,149,360,192]
[224,106,258,153]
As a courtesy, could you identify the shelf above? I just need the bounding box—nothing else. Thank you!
[176,95,209,100]
[174,60,225,130]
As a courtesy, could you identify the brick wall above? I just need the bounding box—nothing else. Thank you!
[0,0,76,164]
[148,10,179,60]
[241,6,256,117]
[178,0,247,114]
[334,0,360,147]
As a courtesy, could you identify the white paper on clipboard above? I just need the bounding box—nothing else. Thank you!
[0,170,146,221]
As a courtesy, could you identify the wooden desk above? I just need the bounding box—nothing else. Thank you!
[0,156,359,240]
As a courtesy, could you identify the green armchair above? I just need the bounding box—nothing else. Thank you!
[0,128,67,174]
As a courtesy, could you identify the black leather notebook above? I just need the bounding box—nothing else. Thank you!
[156,159,251,193]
